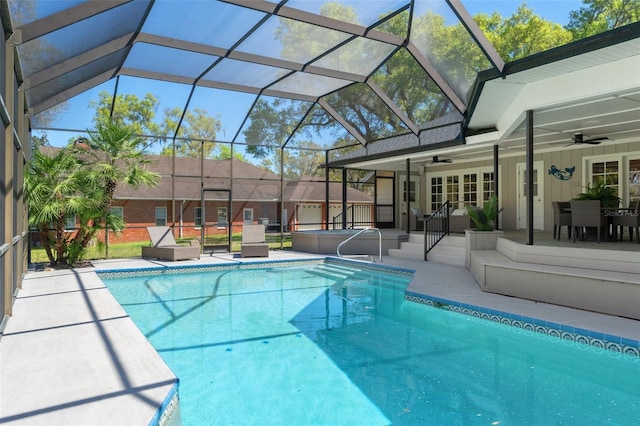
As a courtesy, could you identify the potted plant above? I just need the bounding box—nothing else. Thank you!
[464,195,503,269]
[573,181,620,208]
[467,195,501,231]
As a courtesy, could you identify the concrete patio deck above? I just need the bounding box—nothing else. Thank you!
[1,249,638,424]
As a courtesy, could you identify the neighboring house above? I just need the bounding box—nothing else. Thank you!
[106,154,373,243]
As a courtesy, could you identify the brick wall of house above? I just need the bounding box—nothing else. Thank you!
[106,200,295,243]
[30,199,326,246]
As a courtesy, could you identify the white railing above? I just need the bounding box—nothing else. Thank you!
[336,228,382,262]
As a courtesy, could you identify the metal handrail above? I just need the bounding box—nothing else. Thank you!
[424,201,450,261]
[336,228,382,263]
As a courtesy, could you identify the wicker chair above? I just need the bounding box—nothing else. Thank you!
[552,201,572,240]
[570,200,607,243]
[141,226,201,260]
[241,224,269,257]
[612,200,640,243]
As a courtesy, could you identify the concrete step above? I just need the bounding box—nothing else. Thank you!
[408,234,465,247]
[391,234,466,266]
[441,235,465,248]
[388,248,424,260]
[430,245,464,257]
[427,251,465,266]
[400,241,423,251]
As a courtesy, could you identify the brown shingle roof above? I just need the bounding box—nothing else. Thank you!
[37,147,372,203]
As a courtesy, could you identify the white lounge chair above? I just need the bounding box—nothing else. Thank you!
[142,226,201,261]
[241,224,269,258]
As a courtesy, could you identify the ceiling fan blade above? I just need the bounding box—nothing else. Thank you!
[431,156,452,163]
[584,136,608,143]
[582,140,603,145]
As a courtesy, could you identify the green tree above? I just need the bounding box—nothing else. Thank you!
[159,107,222,158]
[212,144,247,161]
[73,119,160,257]
[25,148,102,266]
[474,5,572,61]
[275,142,326,179]
[91,91,163,138]
[566,0,640,39]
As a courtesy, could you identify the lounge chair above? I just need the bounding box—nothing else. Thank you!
[241,224,269,258]
[142,226,201,261]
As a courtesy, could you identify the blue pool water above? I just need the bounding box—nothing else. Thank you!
[103,261,640,425]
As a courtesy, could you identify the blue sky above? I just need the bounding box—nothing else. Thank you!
[465,0,585,25]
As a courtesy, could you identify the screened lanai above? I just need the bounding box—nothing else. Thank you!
[7,0,508,241]
[6,0,640,247]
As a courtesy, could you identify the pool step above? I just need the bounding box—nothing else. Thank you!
[310,263,411,287]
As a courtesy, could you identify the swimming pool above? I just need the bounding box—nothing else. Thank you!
[102,260,640,425]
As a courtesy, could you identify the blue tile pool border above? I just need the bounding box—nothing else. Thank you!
[149,380,179,426]
[405,291,640,359]
[96,257,328,279]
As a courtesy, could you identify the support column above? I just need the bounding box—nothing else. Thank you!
[3,41,15,317]
[325,151,330,230]
[493,144,500,230]
[406,158,411,233]
[526,109,534,245]
[342,168,347,229]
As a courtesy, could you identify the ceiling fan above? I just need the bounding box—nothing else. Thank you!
[566,133,609,146]
[430,155,453,164]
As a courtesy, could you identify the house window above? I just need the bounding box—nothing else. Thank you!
[155,207,167,226]
[430,176,443,211]
[403,180,416,202]
[591,160,619,196]
[483,172,495,202]
[446,176,459,207]
[629,159,640,204]
[217,207,227,227]
[110,206,123,220]
[462,173,477,207]
[426,166,498,213]
[195,207,202,228]
[65,215,76,230]
[243,208,253,223]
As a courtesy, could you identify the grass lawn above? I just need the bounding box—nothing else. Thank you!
[30,233,292,264]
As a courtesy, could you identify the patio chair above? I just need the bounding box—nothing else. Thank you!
[570,200,607,243]
[410,208,425,231]
[552,201,572,240]
[241,224,269,258]
[142,226,201,261]
[612,200,640,243]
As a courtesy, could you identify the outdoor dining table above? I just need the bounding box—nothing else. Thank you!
[562,205,638,242]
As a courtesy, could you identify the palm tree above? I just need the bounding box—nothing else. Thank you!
[25,148,101,266]
[73,119,159,257]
